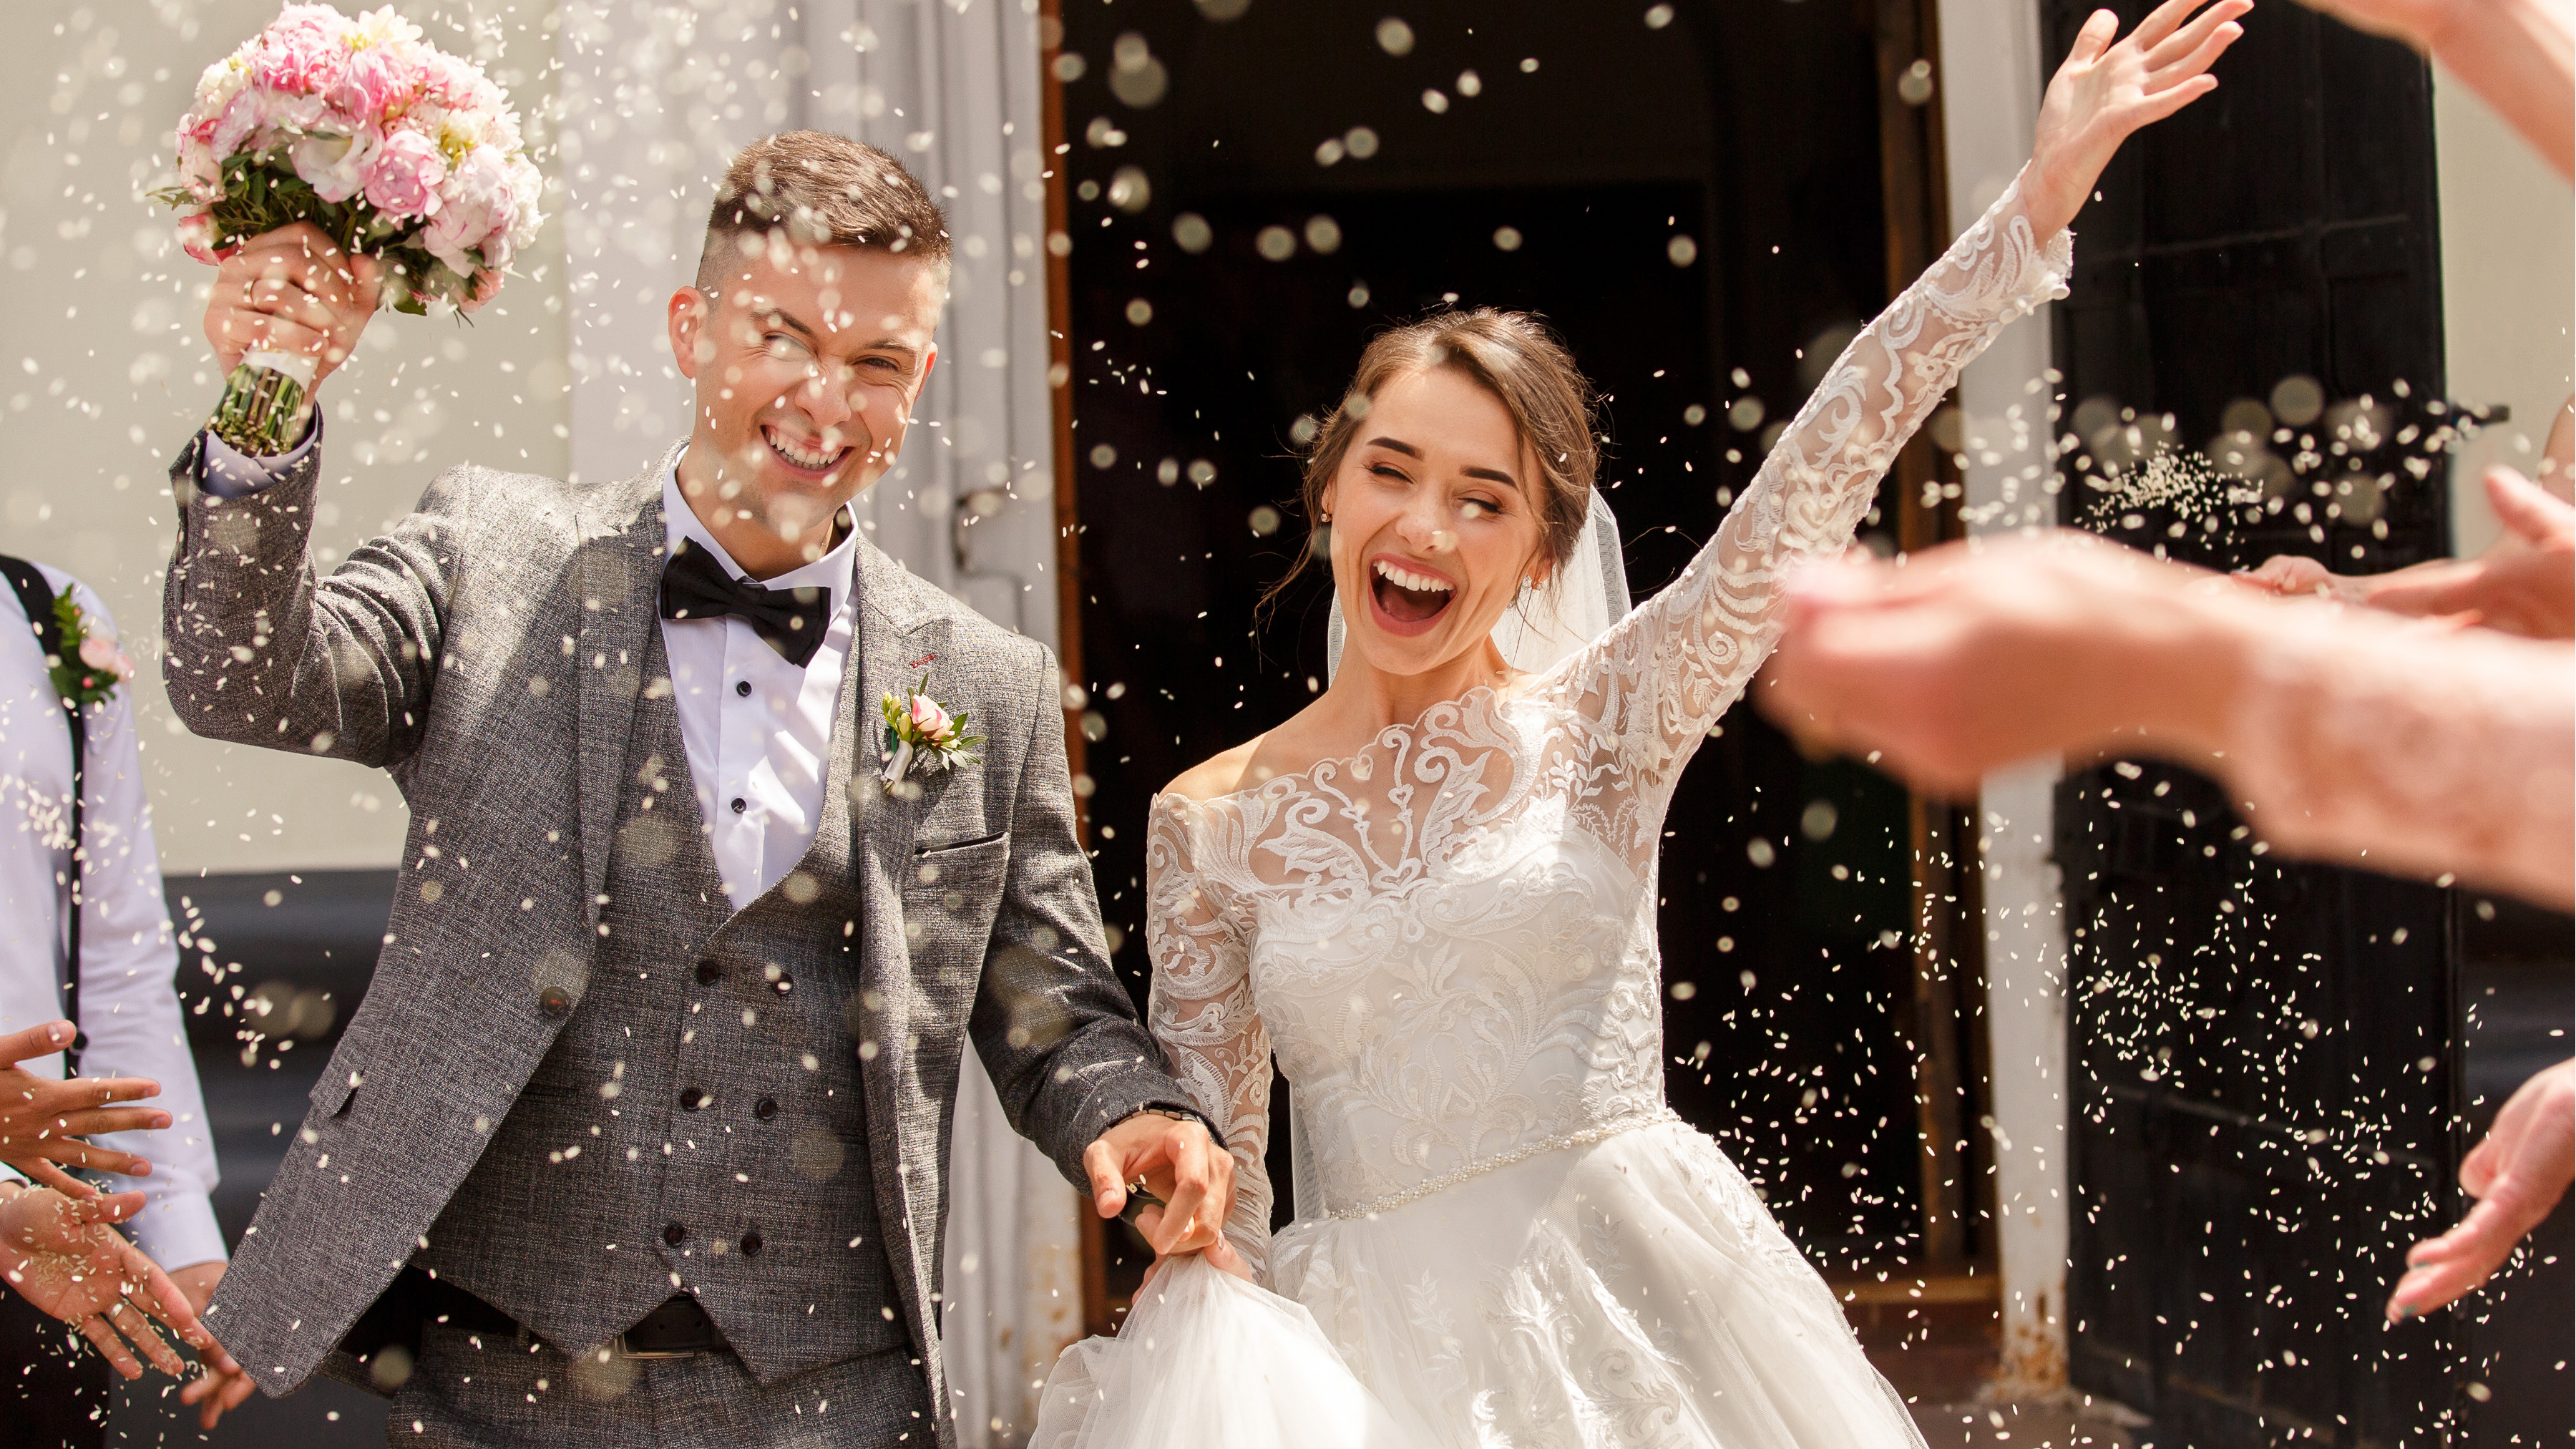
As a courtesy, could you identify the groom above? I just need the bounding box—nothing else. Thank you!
[162,132,1231,1444]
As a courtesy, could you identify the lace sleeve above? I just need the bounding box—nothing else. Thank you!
[2231,612,2574,909]
[1143,795,1276,1282]
[1545,175,2072,847]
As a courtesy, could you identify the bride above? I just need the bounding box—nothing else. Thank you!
[1040,4,2245,1444]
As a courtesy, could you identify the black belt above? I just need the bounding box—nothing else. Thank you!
[394,1269,731,1360]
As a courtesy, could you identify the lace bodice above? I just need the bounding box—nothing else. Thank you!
[1148,182,2072,1280]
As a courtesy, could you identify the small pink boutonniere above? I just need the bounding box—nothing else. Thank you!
[49,595,133,710]
[879,674,982,794]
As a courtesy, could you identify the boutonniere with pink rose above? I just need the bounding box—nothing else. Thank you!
[879,675,982,793]
[48,595,135,711]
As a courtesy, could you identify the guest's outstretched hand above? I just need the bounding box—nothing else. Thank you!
[1762,532,2251,795]
[2388,1058,2574,1321]
[0,1020,168,1194]
[2024,0,2253,237]
[2240,470,2574,637]
[0,1182,238,1383]
[2361,469,2575,638]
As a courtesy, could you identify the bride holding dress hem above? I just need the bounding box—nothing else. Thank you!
[1035,6,2248,1445]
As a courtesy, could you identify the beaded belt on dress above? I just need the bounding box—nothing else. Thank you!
[1323,1106,1683,1221]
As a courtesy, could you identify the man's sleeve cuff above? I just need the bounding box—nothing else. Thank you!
[1131,1099,1227,1148]
[193,415,321,499]
[127,1191,228,1271]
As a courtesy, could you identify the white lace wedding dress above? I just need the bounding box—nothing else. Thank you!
[1034,182,2071,1449]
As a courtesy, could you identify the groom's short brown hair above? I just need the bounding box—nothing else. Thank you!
[696,132,950,291]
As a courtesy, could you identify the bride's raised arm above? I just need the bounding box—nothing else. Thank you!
[1141,797,1277,1282]
[1548,0,2245,831]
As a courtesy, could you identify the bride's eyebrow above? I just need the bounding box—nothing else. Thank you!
[1366,435,1519,489]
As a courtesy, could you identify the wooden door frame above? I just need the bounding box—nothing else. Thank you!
[1033,0,1123,1340]
[1873,0,1996,1277]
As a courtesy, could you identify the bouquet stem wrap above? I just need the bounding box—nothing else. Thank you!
[208,348,318,456]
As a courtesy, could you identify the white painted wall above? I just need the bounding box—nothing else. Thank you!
[1937,0,2072,1397]
[2434,66,2575,549]
[0,0,570,874]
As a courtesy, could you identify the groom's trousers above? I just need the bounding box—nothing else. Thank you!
[386,1317,932,1448]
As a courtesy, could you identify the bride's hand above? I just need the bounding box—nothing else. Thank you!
[2024,0,2253,237]
[1203,1234,1256,1283]
[1141,1234,1257,1290]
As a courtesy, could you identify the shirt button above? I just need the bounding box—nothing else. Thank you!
[753,1096,778,1121]
[740,1231,763,1258]
[734,679,751,697]
[731,797,747,814]
[680,1087,707,1112]
[663,1221,686,1246]
[695,958,721,985]
[538,985,573,1019]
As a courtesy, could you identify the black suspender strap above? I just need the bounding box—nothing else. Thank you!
[0,555,86,1075]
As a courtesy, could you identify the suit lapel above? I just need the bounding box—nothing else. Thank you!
[845,537,948,1310]
[573,447,683,930]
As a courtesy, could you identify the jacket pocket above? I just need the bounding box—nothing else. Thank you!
[311,1063,363,1119]
[915,829,1007,859]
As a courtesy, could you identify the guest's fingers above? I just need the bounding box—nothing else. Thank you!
[76,1314,149,1380]
[108,1298,190,1377]
[198,1365,258,1429]
[52,1106,173,1138]
[2388,1203,2524,1319]
[2487,467,2576,543]
[73,1191,147,1224]
[34,1137,150,1178]
[71,1075,165,1109]
[0,1022,77,1069]
[11,1158,98,1199]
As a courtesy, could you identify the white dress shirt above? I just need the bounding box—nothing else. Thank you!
[658,459,864,910]
[1,566,225,1269]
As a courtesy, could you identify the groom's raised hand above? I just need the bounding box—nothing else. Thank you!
[1083,1111,1236,1259]
[202,221,382,389]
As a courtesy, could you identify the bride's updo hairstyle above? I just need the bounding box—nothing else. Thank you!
[1272,309,1600,610]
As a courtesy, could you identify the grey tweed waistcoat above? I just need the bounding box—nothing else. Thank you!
[414,624,908,1372]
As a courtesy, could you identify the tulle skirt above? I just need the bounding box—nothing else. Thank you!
[1035,1118,1926,1448]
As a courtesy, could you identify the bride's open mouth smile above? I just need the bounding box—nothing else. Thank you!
[762,422,854,480]
[1367,554,1456,638]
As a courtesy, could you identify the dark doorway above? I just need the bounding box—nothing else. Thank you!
[2036,0,2563,1440]
[1053,0,1981,1318]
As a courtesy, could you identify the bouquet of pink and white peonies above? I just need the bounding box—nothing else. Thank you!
[151,3,542,451]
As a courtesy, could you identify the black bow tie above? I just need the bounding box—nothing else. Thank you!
[658,538,832,667]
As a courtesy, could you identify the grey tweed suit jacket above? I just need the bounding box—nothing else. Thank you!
[162,434,1195,1438]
